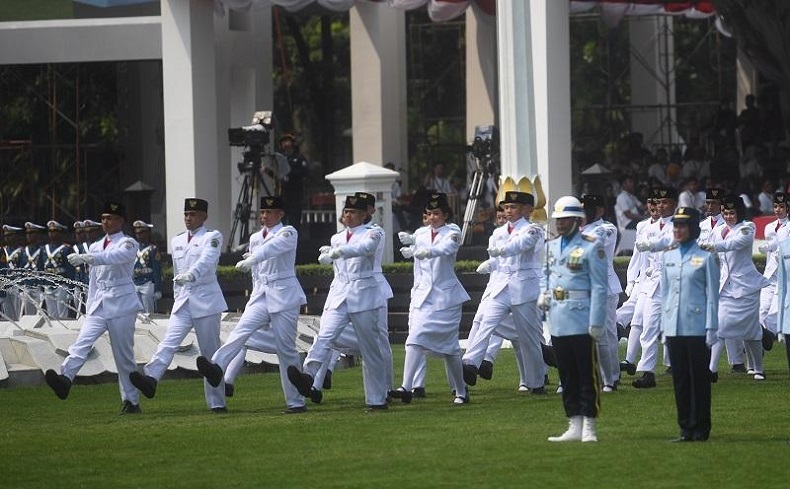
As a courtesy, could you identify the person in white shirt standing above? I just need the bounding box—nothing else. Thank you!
[614,176,645,231]
[196,196,307,414]
[678,177,706,213]
[130,198,229,412]
[46,201,143,414]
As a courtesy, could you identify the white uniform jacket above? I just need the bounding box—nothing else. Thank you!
[325,224,386,313]
[583,218,622,294]
[171,226,228,317]
[761,217,789,281]
[410,223,470,309]
[247,224,306,313]
[641,216,674,298]
[660,243,719,337]
[698,214,724,245]
[484,217,544,305]
[86,232,142,318]
[710,221,768,297]
[624,218,654,285]
[774,239,790,334]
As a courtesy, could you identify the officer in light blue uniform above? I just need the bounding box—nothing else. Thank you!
[660,207,719,442]
[540,196,608,443]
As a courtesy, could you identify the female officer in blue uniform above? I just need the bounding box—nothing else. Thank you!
[540,196,608,443]
[660,207,719,442]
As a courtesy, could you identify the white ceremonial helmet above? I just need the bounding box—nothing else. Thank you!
[551,196,586,219]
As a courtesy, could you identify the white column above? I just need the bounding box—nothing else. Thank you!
[629,15,678,148]
[349,3,407,169]
[161,0,220,244]
[216,7,273,249]
[498,1,572,207]
[465,5,497,142]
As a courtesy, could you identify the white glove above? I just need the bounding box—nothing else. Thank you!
[242,252,252,259]
[318,245,331,254]
[318,253,333,265]
[778,333,786,344]
[235,258,255,272]
[476,260,492,274]
[588,325,603,342]
[414,248,431,260]
[173,273,195,286]
[700,243,715,252]
[487,246,505,257]
[635,240,651,252]
[705,329,719,348]
[537,290,552,311]
[153,291,162,301]
[398,232,414,245]
[399,246,414,259]
[624,282,634,297]
[67,253,93,266]
[757,242,769,254]
[329,248,343,259]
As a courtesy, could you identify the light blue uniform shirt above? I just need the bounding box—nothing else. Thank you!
[660,241,719,336]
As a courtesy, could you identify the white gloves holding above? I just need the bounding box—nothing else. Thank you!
[476,260,492,275]
[173,273,195,286]
[588,325,603,342]
[398,232,414,245]
[400,247,414,259]
[624,282,634,297]
[235,257,256,272]
[67,253,94,266]
[537,290,552,311]
[413,248,431,260]
[487,246,505,257]
[318,245,331,254]
[634,241,651,252]
[329,248,343,259]
[318,253,333,265]
[705,329,719,348]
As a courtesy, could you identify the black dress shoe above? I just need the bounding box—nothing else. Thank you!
[762,327,776,351]
[225,383,235,398]
[310,388,323,404]
[632,372,656,389]
[730,363,747,373]
[365,404,389,412]
[211,407,228,414]
[196,356,223,387]
[462,363,478,386]
[287,366,313,398]
[692,431,710,441]
[284,406,307,414]
[479,360,494,380]
[619,361,637,376]
[45,369,72,400]
[388,388,413,404]
[129,371,158,399]
[530,386,547,395]
[119,400,142,415]
[322,369,333,390]
[412,387,426,398]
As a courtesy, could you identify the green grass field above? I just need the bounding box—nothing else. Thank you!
[2,346,789,489]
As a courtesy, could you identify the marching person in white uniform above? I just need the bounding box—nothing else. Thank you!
[581,194,622,392]
[389,193,470,405]
[288,195,389,411]
[660,207,719,442]
[632,186,678,388]
[196,196,307,413]
[45,201,143,414]
[462,191,546,392]
[541,196,608,443]
[757,192,788,343]
[130,198,228,412]
[701,195,769,381]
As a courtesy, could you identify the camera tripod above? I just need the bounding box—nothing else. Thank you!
[461,154,492,245]
[227,149,275,252]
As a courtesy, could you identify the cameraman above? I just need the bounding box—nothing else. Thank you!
[276,133,308,230]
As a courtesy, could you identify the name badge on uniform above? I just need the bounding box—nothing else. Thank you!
[690,257,704,267]
[567,247,584,270]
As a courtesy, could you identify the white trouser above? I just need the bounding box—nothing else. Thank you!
[402,344,466,399]
[212,299,304,409]
[759,282,778,333]
[463,291,544,389]
[43,286,71,319]
[144,308,225,409]
[598,294,620,386]
[304,304,387,406]
[470,310,529,386]
[637,296,662,373]
[615,287,639,326]
[61,309,138,404]
[135,281,156,314]
[725,339,744,365]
